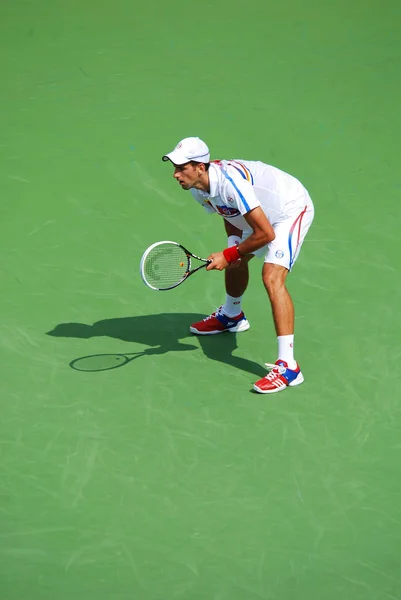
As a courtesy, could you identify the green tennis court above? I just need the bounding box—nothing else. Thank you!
[1,1,401,598]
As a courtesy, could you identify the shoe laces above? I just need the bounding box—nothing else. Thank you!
[264,363,286,379]
[203,306,223,322]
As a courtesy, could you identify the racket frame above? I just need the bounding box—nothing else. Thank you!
[140,240,210,291]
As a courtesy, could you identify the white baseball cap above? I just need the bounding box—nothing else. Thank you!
[162,137,210,165]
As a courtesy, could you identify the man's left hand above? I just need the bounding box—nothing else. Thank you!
[206,252,229,271]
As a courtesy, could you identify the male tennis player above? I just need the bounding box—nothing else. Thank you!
[162,137,314,394]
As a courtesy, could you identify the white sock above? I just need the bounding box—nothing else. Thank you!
[222,294,243,317]
[227,235,241,248]
[277,335,297,369]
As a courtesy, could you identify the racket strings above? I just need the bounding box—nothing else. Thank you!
[143,243,190,289]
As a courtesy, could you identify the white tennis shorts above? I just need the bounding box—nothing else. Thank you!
[244,193,315,271]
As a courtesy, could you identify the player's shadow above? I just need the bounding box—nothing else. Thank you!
[46,313,266,377]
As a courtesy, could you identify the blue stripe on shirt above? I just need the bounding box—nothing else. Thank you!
[220,169,251,212]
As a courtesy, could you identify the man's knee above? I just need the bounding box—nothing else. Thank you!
[262,263,288,292]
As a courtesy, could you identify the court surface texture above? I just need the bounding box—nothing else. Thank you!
[1,1,401,598]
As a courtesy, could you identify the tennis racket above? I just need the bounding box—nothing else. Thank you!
[140,240,211,291]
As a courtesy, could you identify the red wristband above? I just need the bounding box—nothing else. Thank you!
[223,245,241,263]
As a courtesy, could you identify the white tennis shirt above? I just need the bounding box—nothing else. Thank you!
[190,159,312,230]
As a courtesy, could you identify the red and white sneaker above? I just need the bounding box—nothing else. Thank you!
[190,306,250,335]
[253,360,304,394]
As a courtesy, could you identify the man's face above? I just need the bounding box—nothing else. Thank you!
[173,162,203,190]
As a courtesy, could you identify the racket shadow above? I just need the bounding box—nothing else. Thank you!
[68,348,173,373]
[47,312,265,377]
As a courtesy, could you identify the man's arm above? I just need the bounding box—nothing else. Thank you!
[237,207,275,256]
[208,207,274,271]
[207,168,274,270]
